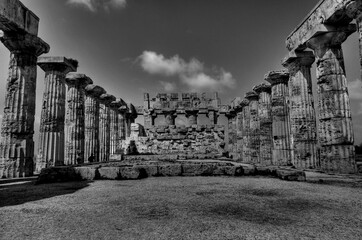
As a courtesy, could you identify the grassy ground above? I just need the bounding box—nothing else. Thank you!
[1,177,362,240]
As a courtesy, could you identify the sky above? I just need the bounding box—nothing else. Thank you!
[0,0,361,145]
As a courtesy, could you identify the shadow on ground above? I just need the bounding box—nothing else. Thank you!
[0,181,91,208]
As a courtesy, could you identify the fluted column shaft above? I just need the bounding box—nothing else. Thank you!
[186,110,198,126]
[208,111,218,125]
[307,30,356,173]
[246,92,260,164]
[64,74,92,165]
[109,106,119,155]
[254,84,272,166]
[0,33,49,178]
[36,57,77,171]
[283,52,318,169]
[265,70,292,166]
[241,100,251,163]
[84,96,99,162]
[236,111,243,157]
[99,103,111,162]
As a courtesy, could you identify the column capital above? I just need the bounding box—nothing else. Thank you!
[65,73,93,87]
[245,91,259,101]
[38,56,78,73]
[1,32,49,56]
[282,50,315,68]
[306,25,356,57]
[99,93,116,105]
[346,1,362,20]
[264,70,289,86]
[110,100,122,110]
[239,99,250,109]
[85,84,106,99]
[253,83,271,94]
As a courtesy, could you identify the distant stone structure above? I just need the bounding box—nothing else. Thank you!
[0,0,361,178]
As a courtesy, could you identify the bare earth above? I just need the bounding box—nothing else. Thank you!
[1,176,362,240]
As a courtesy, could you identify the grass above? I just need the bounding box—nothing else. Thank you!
[1,176,362,240]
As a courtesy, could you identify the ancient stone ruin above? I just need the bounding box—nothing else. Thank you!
[0,0,362,179]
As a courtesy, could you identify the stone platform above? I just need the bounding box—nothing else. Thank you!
[37,159,306,184]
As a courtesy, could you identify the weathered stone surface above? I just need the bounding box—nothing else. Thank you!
[36,57,78,172]
[119,166,147,179]
[98,94,116,162]
[245,91,260,164]
[307,31,357,174]
[282,51,318,170]
[182,163,214,176]
[265,70,292,166]
[0,33,49,178]
[64,73,92,166]
[84,85,105,163]
[253,83,272,166]
[37,166,81,183]
[98,167,119,180]
[276,169,306,181]
[74,166,97,180]
[240,99,251,163]
[158,164,182,176]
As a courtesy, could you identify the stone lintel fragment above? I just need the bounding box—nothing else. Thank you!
[253,83,271,94]
[85,84,106,98]
[264,70,290,86]
[1,31,49,56]
[239,99,250,109]
[0,0,39,35]
[286,0,357,51]
[110,100,122,109]
[65,73,93,86]
[37,56,78,72]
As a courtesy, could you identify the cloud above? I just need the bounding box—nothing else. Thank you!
[160,81,176,92]
[138,51,235,92]
[67,0,126,12]
[349,79,362,100]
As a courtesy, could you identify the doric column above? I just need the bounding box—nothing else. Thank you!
[36,57,77,171]
[164,110,177,125]
[253,83,272,166]
[84,85,105,163]
[110,100,121,155]
[144,109,156,129]
[240,99,251,163]
[0,33,49,178]
[306,28,357,173]
[346,1,362,81]
[185,109,198,125]
[118,103,128,141]
[245,91,260,164]
[98,94,116,162]
[282,51,318,169]
[207,110,218,124]
[64,73,92,165]
[265,70,292,166]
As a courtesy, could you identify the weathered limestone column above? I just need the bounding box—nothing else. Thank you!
[245,91,260,164]
[84,85,105,163]
[36,57,77,171]
[98,94,116,162]
[64,73,92,165]
[306,28,357,173]
[253,83,273,166]
[110,100,121,155]
[240,99,250,163]
[207,110,218,124]
[118,103,128,140]
[185,110,198,125]
[236,109,243,159]
[282,51,318,169]
[225,110,237,155]
[346,1,362,81]
[265,70,292,166]
[0,33,49,178]
[164,110,177,125]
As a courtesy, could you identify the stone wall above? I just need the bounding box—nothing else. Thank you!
[122,125,225,156]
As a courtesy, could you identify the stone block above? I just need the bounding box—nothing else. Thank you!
[37,166,81,184]
[158,164,182,176]
[276,169,306,181]
[181,163,214,176]
[74,167,97,180]
[119,167,142,179]
[98,167,120,180]
[137,165,158,177]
